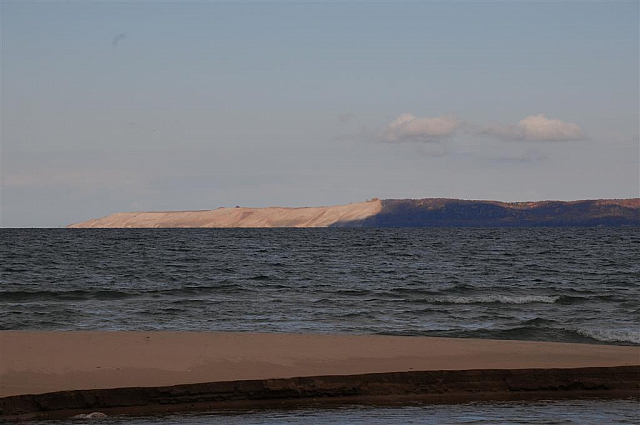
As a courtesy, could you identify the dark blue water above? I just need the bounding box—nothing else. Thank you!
[1,228,638,344]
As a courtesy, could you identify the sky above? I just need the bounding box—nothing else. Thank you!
[1,1,638,227]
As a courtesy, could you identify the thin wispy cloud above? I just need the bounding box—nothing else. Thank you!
[338,112,355,123]
[481,115,583,142]
[382,113,461,143]
[111,32,126,47]
[493,151,549,163]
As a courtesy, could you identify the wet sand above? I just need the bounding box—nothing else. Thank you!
[1,332,638,419]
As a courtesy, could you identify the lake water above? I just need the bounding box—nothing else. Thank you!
[26,400,640,425]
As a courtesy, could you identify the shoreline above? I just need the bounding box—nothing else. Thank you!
[1,332,638,419]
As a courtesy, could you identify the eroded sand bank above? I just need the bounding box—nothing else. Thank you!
[68,200,382,228]
[2,331,638,398]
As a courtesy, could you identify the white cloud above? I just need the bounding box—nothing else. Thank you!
[482,114,583,141]
[382,113,460,143]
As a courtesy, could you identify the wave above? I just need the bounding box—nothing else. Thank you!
[521,317,558,326]
[387,288,444,297]
[249,275,272,281]
[390,325,640,346]
[1,282,252,302]
[574,328,640,345]
[431,295,560,305]
[147,285,253,296]
[335,289,372,296]
[316,292,594,306]
[0,289,136,302]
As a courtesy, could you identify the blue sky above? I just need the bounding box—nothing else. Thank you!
[2,1,638,227]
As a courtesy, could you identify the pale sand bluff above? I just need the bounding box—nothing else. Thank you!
[68,200,382,228]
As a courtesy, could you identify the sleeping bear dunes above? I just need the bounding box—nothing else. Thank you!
[68,198,639,228]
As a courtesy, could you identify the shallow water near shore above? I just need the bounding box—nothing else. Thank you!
[1,228,638,345]
[28,399,640,424]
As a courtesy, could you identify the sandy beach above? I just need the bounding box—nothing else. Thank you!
[1,331,638,417]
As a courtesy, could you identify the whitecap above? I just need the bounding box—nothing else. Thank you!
[71,412,107,419]
[575,328,640,344]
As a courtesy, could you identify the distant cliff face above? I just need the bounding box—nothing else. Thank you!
[68,198,639,228]
[331,198,640,227]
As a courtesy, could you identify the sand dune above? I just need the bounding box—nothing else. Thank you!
[68,200,382,228]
